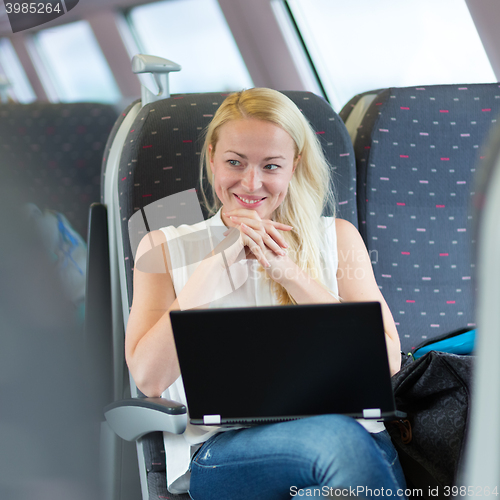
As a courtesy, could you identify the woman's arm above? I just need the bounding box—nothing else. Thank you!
[126,228,243,396]
[334,219,401,375]
[125,230,181,397]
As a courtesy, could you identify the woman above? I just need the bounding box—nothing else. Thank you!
[126,88,405,499]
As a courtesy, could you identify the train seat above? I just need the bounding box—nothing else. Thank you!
[0,101,118,329]
[347,83,500,353]
[339,88,384,144]
[97,72,358,499]
[0,101,118,241]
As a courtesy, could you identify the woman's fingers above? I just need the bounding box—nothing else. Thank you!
[265,235,287,256]
[221,211,293,266]
[228,215,291,251]
[224,211,292,228]
[240,224,271,268]
[240,221,286,257]
[272,221,294,231]
[227,214,293,231]
[266,224,290,250]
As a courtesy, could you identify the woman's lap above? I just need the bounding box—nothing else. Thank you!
[188,415,407,500]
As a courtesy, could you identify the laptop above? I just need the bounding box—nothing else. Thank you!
[170,301,405,426]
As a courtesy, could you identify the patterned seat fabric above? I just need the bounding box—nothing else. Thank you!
[111,91,357,499]
[353,83,500,352]
[0,102,118,240]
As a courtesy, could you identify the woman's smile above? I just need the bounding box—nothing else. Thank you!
[233,193,266,207]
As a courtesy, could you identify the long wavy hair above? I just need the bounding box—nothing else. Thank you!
[199,88,337,305]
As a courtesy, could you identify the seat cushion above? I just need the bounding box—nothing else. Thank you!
[148,471,191,500]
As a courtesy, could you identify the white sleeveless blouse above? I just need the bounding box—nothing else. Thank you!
[158,209,383,494]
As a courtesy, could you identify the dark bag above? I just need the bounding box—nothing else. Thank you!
[385,351,474,496]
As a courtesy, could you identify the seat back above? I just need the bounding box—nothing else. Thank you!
[101,90,358,500]
[115,91,358,309]
[353,83,500,352]
[0,102,118,240]
[339,88,384,144]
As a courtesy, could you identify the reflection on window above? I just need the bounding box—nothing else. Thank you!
[127,0,253,94]
[0,38,36,103]
[286,0,497,110]
[32,21,121,103]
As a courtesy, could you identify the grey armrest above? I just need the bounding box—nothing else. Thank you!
[104,398,187,441]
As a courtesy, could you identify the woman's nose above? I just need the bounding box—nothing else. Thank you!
[241,168,262,191]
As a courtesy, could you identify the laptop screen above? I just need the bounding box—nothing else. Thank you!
[170,302,397,424]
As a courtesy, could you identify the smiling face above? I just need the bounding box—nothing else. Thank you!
[209,118,298,226]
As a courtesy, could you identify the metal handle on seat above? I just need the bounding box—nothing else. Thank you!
[132,54,181,106]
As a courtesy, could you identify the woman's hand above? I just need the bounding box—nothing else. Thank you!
[223,209,296,282]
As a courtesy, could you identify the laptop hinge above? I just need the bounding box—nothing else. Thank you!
[363,408,381,419]
[203,415,221,425]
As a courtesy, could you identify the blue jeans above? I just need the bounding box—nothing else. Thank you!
[189,415,407,500]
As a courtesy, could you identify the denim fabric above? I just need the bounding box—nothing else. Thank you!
[189,415,407,500]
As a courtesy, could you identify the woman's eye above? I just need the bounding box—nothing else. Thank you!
[228,159,241,166]
[264,164,279,171]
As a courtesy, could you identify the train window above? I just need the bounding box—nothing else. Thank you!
[0,38,36,103]
[29,20,122,103]
[285,0,497,110]
[126,0,253,93]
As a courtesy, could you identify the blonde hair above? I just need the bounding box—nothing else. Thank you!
[199,88,337,305]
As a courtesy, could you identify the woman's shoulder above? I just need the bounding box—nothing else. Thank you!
[160,220,204,240]
[319,217,362,249]
[319,215,357,233]
[160,209,224,238]
[134,229,170,274]
[334,218,367,255]
[135,229,166,259]
[333,217,358,235]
